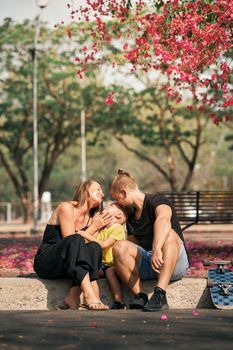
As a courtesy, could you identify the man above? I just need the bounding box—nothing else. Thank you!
[110,169,189,311]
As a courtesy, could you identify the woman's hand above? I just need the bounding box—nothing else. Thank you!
[92,210,113,231]
[77,230,87,238]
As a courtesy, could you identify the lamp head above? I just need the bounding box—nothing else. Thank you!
[37,0,49,8]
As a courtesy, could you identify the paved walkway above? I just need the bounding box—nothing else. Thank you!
[0,309,232,350]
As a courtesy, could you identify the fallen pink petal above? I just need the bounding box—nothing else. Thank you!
[160,314,168,321]
[193,309,200,317]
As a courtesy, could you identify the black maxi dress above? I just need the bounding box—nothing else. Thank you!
[34,224,102,286]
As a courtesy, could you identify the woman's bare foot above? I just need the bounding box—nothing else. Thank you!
[80,274,108,310]
[64,285,81,309]
[81,301,109,310]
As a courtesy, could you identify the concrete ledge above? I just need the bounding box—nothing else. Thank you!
[0,275,213,310]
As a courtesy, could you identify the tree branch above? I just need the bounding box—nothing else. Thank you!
[114,135,170,182]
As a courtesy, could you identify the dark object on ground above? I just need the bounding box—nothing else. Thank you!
[143,287,169,312]
[110,301,127,310]
[129,292,148,309]
[203,259,233,310]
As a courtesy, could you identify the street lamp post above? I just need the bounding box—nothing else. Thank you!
[32,0,49,232]
[81,110,87,182]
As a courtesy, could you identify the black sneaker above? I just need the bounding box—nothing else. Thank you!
[111,301,127,310]
[143,287,169,312]
[129,292,148,309]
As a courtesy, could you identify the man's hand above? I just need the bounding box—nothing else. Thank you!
[151,247,164,274]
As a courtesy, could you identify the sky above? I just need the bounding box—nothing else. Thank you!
[0,0,145,90]
[0,0,84,26]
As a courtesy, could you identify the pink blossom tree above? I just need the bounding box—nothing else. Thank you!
[64,0,233,123]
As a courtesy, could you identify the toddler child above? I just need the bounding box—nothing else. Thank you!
[79,202,127,309]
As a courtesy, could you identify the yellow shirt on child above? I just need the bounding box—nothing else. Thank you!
[97,223,125,266]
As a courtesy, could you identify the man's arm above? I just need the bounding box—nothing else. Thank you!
[151,204,172,273]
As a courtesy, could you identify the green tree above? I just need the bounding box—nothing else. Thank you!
[91,75,210,191]
[0,19,135,221]
[0,19,101,222]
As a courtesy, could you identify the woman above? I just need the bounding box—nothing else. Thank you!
[34,180,112,310]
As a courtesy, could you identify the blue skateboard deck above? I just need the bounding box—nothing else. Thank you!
[206,261,233,310]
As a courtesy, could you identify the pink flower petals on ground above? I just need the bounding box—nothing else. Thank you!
[185,240,233,277]
[160,314,168,321]
[0,239,40,275]
[193,309,200,317]
[0,238,232,276]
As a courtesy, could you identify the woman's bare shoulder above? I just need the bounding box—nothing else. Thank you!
[57,201,75,214]
[48,202,74,225]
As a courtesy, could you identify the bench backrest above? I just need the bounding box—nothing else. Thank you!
[162,191,233,230]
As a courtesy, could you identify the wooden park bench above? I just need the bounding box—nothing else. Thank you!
[162,191,233,230]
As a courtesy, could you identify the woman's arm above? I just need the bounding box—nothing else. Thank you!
[57,202,76,238]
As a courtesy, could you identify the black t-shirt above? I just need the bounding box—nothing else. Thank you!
[126,193,185,251]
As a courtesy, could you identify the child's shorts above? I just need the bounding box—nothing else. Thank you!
[100,263,111,277]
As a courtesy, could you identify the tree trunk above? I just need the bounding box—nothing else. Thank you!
[166,148,178,191]
[0,150,33,223]
[20,195,33,223]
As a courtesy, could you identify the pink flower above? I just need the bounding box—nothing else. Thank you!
[67,0,233,122]
[66,28,72,39]
[105,92,115,105]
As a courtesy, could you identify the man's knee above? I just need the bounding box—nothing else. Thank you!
[112,240,130,259]
[165,230,181,246]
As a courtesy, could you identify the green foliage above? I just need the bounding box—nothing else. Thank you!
[0,19,109,220]
[0,18,138,219]
[225,134,233,151]
[0,17,232,217]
